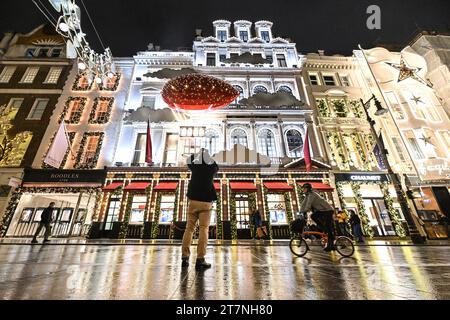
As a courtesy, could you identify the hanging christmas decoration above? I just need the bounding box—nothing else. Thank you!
[161,74,239,111]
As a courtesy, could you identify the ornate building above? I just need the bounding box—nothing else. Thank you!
[0,24,72,226]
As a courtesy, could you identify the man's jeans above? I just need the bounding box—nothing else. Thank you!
[182,200,212,259]
[33,222,51,240]
[311,210,335,248]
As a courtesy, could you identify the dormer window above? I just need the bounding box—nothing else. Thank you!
[217,30,227,42]
[261,31,270,42]
[239,30,249,42]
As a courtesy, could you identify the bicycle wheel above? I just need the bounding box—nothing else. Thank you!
[289,236,309,257]
[335,236,355,257]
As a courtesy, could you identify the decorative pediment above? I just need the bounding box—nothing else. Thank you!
[202,36,221,43]
[271,37,289,44]
[284,158,331,169]
[226,36,244,44]
[31,38,64,46]
[248,37,265,44]
[140,86,162,94]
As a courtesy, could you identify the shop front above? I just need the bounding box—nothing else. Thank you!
[334,173,408,238]
[1,169,106,238]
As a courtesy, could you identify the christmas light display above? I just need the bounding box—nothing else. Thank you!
[161,74,239,111]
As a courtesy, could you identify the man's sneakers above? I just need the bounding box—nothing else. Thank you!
[31,239,38,244]
[323,246,337,252]
[195,258,211,270]
[181,258,189,268]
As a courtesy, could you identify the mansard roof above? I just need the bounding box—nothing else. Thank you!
[271,37,290,44]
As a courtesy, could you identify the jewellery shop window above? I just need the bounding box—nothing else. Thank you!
[130,195,146,224]
[267,194,287,225]
[159,194,175,224]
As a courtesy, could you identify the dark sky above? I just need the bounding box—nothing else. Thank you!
[0,0,449,56]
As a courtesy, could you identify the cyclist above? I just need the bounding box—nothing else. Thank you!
[299,183,336,251]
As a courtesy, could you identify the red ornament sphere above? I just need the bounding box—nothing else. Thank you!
[161,74,239,111]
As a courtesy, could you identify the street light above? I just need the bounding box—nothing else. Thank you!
[360,94,425,244]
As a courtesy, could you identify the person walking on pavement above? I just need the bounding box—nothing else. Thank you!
[299,183,336,251]
[31,202,55,244]
[182,148,219,270]
[337,209,350,238]
[349,210,365,243]
[251,209,266,239]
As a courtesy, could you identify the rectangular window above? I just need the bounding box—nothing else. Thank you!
[77,75,90,89]
[95,100,109,122]
[44,67,62,84]
[239,30,249,42]
[130,195,147,224]
[80,136,100,166]
[425,105,441,122]
[25,48,36,57]
[65,99,83,123]
[407,137,425,159]
[385,92,406,120]
[309,73,320,85]
[20,67,39,83]
[267,194,287,225]
[51,48,62,57]
[261,31,270,42]
[104,74,119,90]
[277,54,287,67]
[27,98,49,120]
[164,133,178,165]
[0,66,16,83]
[7,98,23,120]
[391,137,407,162]
[265,54,273,63]
[219,54,226,62]
[235,194,250,229]
[438,131,450,152]
[340,75,351,86]
[105,198,121,230]
[322,74,336,86]
[206,53,216,66]
[217,30,227,42]
[38,48,49,57]
[133,133,146,165]
[159,194,175,224]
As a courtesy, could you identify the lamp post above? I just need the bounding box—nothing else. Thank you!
[360,95,425,244]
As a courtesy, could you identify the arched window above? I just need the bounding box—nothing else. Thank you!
[278,85,293,94]
[286,129,303,157]
[233,85,244,105]
[203,129,219,155]
[258,129,277,157]
[231,128,248,147]
[253,85,268,94]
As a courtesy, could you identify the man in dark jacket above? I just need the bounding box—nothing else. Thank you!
[299,183,336,251]
[182,148,219,270]
[31,202,55,244]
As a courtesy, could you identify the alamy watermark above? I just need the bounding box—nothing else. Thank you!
[366,5,381,30]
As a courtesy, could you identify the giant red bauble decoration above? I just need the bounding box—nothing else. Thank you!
[161,74,239,111]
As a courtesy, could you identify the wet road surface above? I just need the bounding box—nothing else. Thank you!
[1,242,449,300]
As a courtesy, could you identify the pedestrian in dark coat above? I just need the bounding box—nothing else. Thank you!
[31,202,55,244]
[349,210,364,243]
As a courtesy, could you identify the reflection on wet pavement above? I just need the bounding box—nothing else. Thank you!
[0,244,449,300]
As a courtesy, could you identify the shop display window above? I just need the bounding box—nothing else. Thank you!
[105,198,121,230]
[130,195,146,224]
[267,194,287,225]
[60,208,73,222]
[33,208,45,222]
[159,194,175,224]
[76,209,86,223]
[235,194,250,229]
[20,208,34,223]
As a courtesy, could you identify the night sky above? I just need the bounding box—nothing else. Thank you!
[0,0,449,56]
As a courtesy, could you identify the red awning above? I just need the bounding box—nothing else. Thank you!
[214,182,221,190]
[298,181,334,191]
[103,182,122,190]
[154,182,178,190]
[264,182,293,190]
[124,182,151,190]
[230,182,257,191]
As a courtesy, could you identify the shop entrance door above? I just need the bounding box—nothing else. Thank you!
[102,197,121,238]
[235,194,251,239]
[363,198,395,236]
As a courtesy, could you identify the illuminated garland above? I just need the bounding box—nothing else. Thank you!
[0,189,22,237]
[349,182,375,237]
[349,100,364,118]
[380,182,406,237]
[99,73,121,91]
[229,192,237,240]
[326,132,349,169]
[119,193,133,239]
[262,187,273,240]
[74,132,104,169]
[89,188,103,223]
[169,189,179,240]
[215,192,222,240]
[59,97,87,124]
[151,193,162,239]
[284,192,294,237]
[42,132,75,169]
[316,99,331,117]
[350,132,370,170]
[331,99,348,117]
[248,192,257,238]
[72,74,93,91]
[362,134,379,168]
[141,185,152,239]
[88,97,114,124]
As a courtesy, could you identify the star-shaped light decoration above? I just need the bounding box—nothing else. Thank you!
[385,57,433,88]
[411,95,424,104]
[419,134,434,147]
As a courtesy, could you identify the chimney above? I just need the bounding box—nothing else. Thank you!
[147,43,154,51]
[318,50,325,56]
[0,32,14,56]
[155,45,161,51]
[195,29,203,40]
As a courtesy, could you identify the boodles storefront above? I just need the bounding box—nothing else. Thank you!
[1,168,106,238]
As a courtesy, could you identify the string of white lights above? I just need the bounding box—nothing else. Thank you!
[47,0,116,85]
